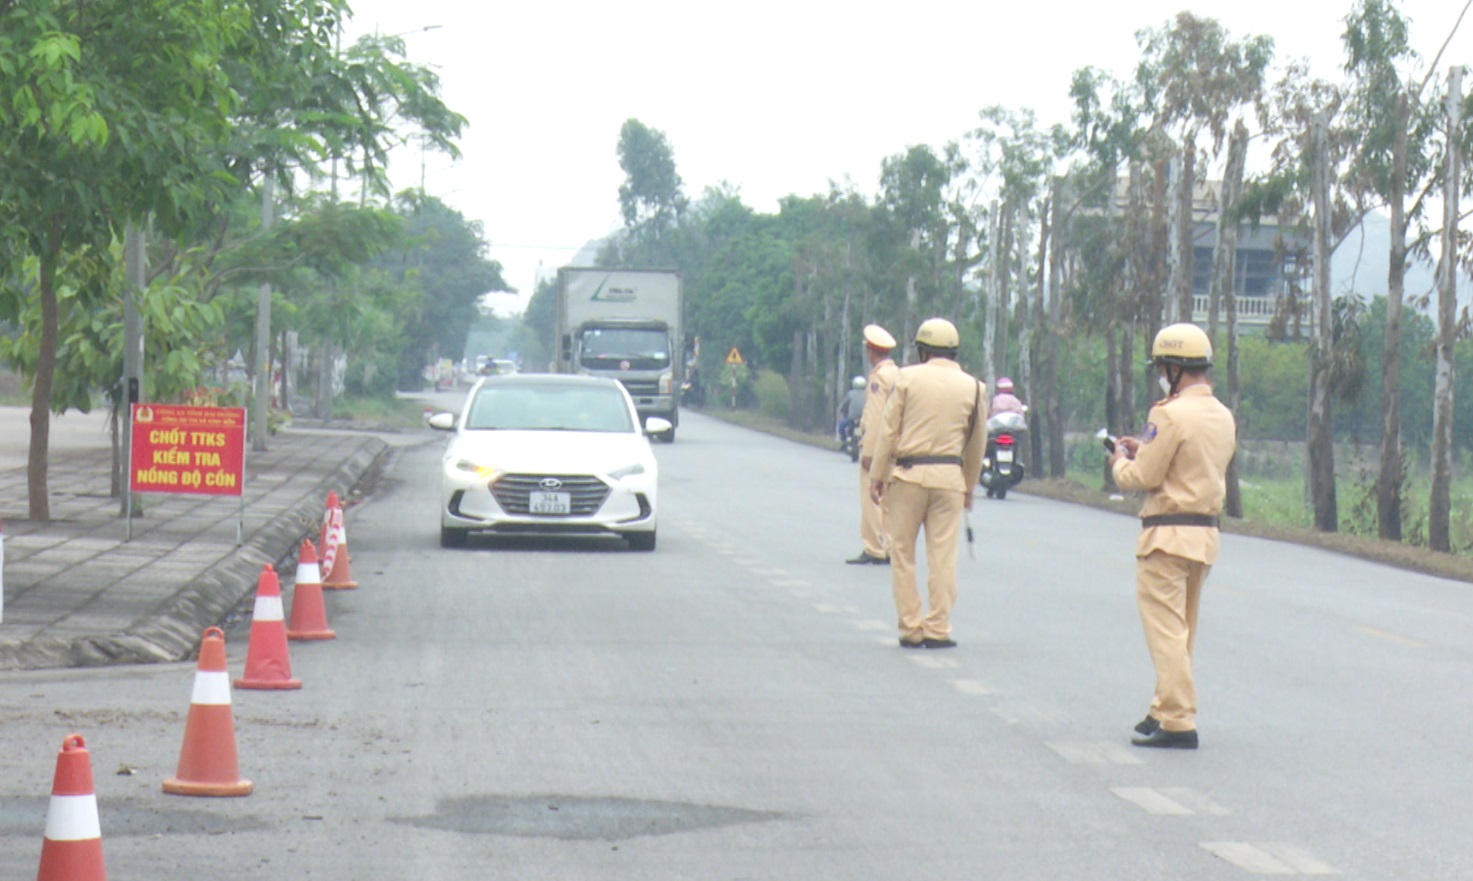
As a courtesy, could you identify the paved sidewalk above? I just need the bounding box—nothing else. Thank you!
[0,420,407,670]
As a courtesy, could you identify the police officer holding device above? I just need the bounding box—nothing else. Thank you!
[1109,323,1236,749]
[869,318,986,648]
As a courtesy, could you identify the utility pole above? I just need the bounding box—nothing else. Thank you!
[120,224,145,515]
[253,176,275,452]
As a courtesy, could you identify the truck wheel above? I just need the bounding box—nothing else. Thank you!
[661,428,676,443]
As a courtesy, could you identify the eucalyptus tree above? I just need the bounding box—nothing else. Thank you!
[614,118,688,261]
[1429,65,1464,552]
[878,144,959,362]
[1134,12,1275,325]
[1342,0,1473,540]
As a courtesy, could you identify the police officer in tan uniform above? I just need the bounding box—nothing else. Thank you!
[1109,323,1236,749]
[869,319,986,648]
[849,324,900,565]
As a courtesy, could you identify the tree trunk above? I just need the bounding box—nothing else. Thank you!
[1307,112,1338,533]
[1046,181,1066,479]
[1025,195,1046,472]
[1178,142,1197,324]
[1165,149,1184,324]
[1429,66,1463,553]
[1378,90,1411,541]
[27,247,60,522]
[998,201,1014,373]
[253,176,275,452]
[1217,123,1248,519]
[902,229,920,364]
[983,202,999,385]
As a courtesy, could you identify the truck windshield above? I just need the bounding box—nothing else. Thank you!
[580,328,669,368]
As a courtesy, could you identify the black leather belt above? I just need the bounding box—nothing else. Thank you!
[896,455,963,468]
[1141,513,1219,528]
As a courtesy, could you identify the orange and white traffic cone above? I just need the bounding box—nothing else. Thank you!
[235,565,302,689]
[321,492,359,590]
[163,627,253,797]
[286,539,335,641]
[37,733,106,881]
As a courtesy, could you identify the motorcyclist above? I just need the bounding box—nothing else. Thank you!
[990,377,1026,417]
[837,376,866,442]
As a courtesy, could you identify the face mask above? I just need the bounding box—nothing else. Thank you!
[1158,375,1172,396]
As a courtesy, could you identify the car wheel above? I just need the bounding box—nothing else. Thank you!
[440,526,469,549]
[627,531,656,552]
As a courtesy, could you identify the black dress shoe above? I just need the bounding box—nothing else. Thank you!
[1131,727,1198,749]
[922,637,957,649]
[847,552,890,565]
[898,637,925,649]
[1134,715,1160,736]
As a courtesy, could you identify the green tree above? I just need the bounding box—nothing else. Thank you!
[614,119,687,259]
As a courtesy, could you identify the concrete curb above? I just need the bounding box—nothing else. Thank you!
[1,438,388,669]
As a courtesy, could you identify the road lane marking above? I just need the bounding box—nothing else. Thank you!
[733,557,761,567]
[948,678,992,695]
[1356,625,1425,648]
[907,655,960,670]
[813,603,841,614]
[772,579,810,588]
[1045,741,1143,765]
[1112,787,1194,815]
[1200,842,1336,875]
[750,567,789,577]
[850,619,889,631]
[989,701,1068,726]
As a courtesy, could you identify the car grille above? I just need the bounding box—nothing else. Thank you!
[619,379,661,397]
[491,474,610,516]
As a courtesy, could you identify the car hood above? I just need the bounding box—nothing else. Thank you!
[445,429,655,475]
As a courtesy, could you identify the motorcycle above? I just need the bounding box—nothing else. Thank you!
[837,419,860,462]
[680,376,705,408]
[979,410,1027,499]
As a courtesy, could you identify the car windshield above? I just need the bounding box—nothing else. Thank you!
[580,328,669,362]
[466,384,634,433]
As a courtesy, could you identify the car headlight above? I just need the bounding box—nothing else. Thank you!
[450,459,501,482]
[608,462,646,480]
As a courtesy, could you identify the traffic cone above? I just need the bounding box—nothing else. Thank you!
[37,733,106,881]
[321,493,359,590]
[163,627,253,796]
[286,539,335,640]
[234,565,302,689]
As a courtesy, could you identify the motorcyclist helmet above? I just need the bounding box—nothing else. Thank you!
[851,376,866,389]
[914,318,960,350]
[1149,323,1213,368]
[996,377,1014,393]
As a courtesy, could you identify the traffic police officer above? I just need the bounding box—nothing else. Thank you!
[869,318,986,648]
[850,324,900,565]
[1109,323,1236,749]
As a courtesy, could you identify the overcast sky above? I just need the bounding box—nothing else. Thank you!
[342,0,1472,315]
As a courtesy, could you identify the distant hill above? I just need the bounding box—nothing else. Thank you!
[1332,212,1470,308]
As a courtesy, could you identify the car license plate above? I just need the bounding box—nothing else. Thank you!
[996,449,1014,464]
[529,491,571,514]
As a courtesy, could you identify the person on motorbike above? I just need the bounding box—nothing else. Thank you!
[990,376,1026,417]
[837,376,866,442]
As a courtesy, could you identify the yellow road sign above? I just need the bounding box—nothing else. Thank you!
[725,346,744,365]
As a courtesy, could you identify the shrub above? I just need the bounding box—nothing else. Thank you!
[753,370,789,421]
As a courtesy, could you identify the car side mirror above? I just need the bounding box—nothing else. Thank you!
[643,417,673,437]
[427,412,457,431]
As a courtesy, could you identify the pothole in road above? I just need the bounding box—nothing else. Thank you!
[395,794,784,841]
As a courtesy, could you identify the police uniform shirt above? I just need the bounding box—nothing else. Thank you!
[858,357,900,459]
[870,359,987,493]
[1111,385,1237,564]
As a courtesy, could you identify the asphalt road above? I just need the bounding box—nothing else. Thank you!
[1,403,1470,878]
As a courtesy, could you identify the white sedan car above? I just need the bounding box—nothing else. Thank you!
[428,374,664,550]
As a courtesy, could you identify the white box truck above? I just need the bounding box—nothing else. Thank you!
[555,268,682,441]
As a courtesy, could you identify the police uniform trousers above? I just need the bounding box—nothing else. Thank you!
[885,480,963,641]
[858,464,888,559]
[1136,550,1210,732]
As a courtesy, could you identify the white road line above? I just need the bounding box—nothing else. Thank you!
[771,579,810,588]
[813,603,841,614]
[1356,625,1426,648]
[1111,787,1195,816]
[1200,842,1337,875]
[850,619,889,631]
[1045,741,1144,765]
[907,655,961,670]
[750,567,789,577]
[989,701,1069,726]
[948,678,992,695]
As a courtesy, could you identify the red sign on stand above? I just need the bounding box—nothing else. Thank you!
[129,405,247,497]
